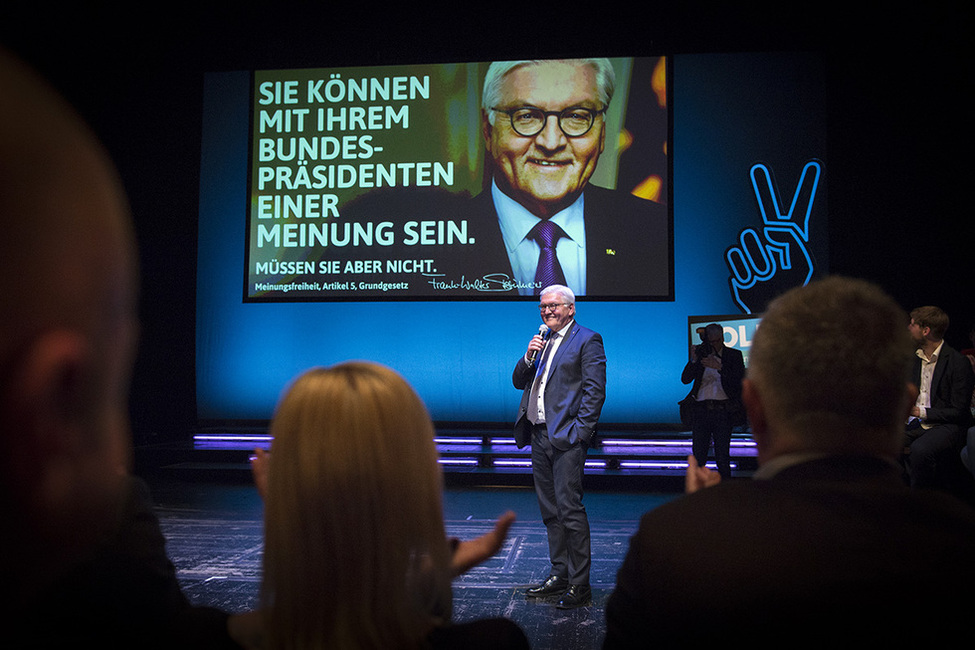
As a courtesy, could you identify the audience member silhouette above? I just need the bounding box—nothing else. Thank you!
[0,48,240,648]
[603,277,975,647]
[232,362,528,650]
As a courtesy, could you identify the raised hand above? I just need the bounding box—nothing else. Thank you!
[450,510,517,576]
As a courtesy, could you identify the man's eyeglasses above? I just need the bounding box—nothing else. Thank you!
[539,302,569,312]
[492,106,606,138]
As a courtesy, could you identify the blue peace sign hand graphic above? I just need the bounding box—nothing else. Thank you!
[726,161,822,314]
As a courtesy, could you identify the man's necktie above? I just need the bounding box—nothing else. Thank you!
[529,220,567,293]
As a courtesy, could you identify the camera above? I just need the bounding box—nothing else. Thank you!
[694,327,711,359]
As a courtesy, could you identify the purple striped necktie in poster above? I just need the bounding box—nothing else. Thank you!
[530,219,567,293]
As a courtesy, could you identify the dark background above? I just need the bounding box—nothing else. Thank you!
[3,4,970,442]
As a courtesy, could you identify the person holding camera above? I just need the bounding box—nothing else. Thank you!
[680,323,745,479]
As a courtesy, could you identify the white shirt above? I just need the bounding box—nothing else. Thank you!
[695,353,730,402]
[492,180,587,296]
[914,340,943,426]
[530,319,574,424]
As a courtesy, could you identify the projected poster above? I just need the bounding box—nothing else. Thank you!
[199,51,828,423]
[687,314,762,367]
[246,57,671,301]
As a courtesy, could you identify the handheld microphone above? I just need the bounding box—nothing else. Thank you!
[528,325,549,362]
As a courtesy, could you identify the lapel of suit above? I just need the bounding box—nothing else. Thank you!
[931,344,951,395]
[582,188,609,283]
[550,322,579,370]
[472,189,515,276]
[581,186,632,295]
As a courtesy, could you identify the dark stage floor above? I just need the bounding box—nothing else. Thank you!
[146,471,682,649]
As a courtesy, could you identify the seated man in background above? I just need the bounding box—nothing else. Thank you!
[603,276,975,647]
[902,305,975,490]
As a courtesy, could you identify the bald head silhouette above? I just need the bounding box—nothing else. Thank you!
[0,47,140,600]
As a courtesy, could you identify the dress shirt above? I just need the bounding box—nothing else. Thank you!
[530,320,574,423]
[492,180,586,296]
[914,340,943,426]
[695,357,730,402]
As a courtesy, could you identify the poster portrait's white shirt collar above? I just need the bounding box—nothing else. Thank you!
[492,180,586,295]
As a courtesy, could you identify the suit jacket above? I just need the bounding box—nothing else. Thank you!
[911,341,975,430]
[602,455,975,647]
[16,477,241,649]
[324,183,670,299]
[680,345,745,403]
[680,345,745,427]
[467,184,671,298]
[512,321,606,450]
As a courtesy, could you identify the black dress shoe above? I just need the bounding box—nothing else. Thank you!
[556,584,592,609]
[526,575,569,598]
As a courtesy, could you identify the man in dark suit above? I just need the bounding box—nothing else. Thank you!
[479,58,670,299]
[902,305,975,489]
[680,322,745,479]
[513,284,606,608]
[603,277,975,646]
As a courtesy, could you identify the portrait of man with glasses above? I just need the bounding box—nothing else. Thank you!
[333,57,670,299]
[473,58,670,298]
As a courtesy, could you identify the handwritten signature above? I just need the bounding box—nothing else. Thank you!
[423,272,539,292]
